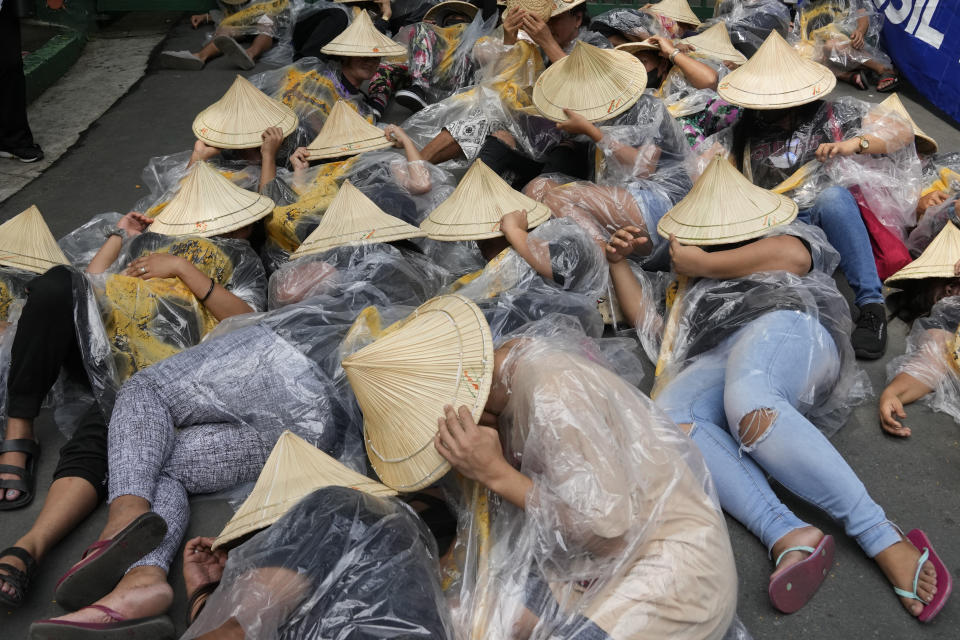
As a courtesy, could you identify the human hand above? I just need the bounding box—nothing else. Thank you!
[435,405,510,486]
[290,147,311,171]
[676,42,695,54]
[916,190,948,216]
[500,209,528,233]
[850,29,865,50]
[669,234,710,277]
[878,390,910,437]
[646,35,676,58]
[376,0,392,21]
[190,13,209,29]
[116,212,155,237]
[502,8,525,42]
[520,12,556,49]
[261,126,284,159]
[192,139,220,164]
[124,253,188,280]
[954,257,960,277]
[815,138,859,162]
[556,108,595,137]
[182,537,227,595]
[384,124,410,148]
[605,227,649,264]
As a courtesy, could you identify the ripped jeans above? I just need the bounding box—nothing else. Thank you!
[657,310,901,558]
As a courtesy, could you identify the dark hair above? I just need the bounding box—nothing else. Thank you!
[886,278,956,322]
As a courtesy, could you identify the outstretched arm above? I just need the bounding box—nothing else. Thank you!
[878,372,934,438]
[606,227,662,334]
[87,212,155,274]
[669,234,811,279]
[501,210,554,281]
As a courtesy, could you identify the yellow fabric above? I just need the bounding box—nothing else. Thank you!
[921,168,960,198]
[459,38,544,110]
[103,238,234,382]
[272,68,375,126]
[0,279,12,323]
[951,326,960,379]
[448,248,514,298]
[434,23,469,76]
[266,158,358,251]
[220,0,289,28]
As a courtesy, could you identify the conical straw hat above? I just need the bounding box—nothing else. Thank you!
[886,220,960,286]
[615,40,660,56]
[321,9,406,57]
[291,181,426,257]
[533,40,647,123]
[681,22,747,64]
[212,431,396,549]
[148,162,275,237]
[877,93,938,155]
[305,100,393,160]
[424,1,478,23]
[419,159,552,241]
[342,294,494,492]
[657,154,797,245]
[717,31,835,109]
[550,0,586,17]
[0,206,69,275]
[648,0,701,26]
[193,75,298,150]
[506,0,553,21]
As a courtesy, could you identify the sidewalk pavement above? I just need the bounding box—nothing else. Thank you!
[1,14,959,639]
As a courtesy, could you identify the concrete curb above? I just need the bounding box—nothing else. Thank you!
[23,27,86,103]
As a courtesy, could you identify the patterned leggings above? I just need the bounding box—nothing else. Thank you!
[108,324,337,571]
[678,96,742,147]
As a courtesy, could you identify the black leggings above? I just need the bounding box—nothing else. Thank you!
[7,266,108,500]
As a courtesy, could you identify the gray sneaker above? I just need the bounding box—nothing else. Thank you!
[158,50,204,70]
[214,35,255,70]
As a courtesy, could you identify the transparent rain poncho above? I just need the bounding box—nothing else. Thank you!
[744,97,921,236]
[790,0,892,72]
[633,222,870,435]
[709,0,790,57]
[183,487,454,640]
[210,0,302,66]
[887,296,960,425]
[268,241,452,309]
[907,196,960,258]
[447,218,608,303]
[442,333,741,639]
[68,230,267,417]
[589,8,664,42]
[0,268,32,423]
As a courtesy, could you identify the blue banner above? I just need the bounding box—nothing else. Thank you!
[873,1,960,125]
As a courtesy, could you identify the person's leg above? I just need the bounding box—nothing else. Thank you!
[798,185,886,358]
[2,266,82,502]
[723,310,936,615]
[0,1,41,159]
[368,62,410,114]
[421,129,464,164]
[245,33,273,60]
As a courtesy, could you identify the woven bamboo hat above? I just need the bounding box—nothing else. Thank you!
[615,40,660,56]
[193,75,298,150]
[305,100,392,160]
[506,0,553,21]
[681,22,747,64]
[291,181,426,257]
[419,160,552,241]
[533,40,647,122]
[717,31,835,110]
[549,0,586,17]
[212,431,396,549]
[886,220,960,286]
[424,0,478,23]
[657,154,797,245]
[648,0,701,26]
[321,9,406,57]
[342,294,494,491]
[148,161,275,237]
[877,93,938,155]
[0,206,69,275]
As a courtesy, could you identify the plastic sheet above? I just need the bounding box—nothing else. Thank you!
[211,0,302,67]
[641,222,870,435]
[589,8,663,43]
[58,212,124,269]
[887,296,960,424]
[443,331,740,639]
[709,0,790,57]
[907,196,960,258]
[268,242,452,309]
[73,232,267,418]
[745,97,921,236]
[0,268,30,433]
[183,487,453,640]
[790,0,892,73]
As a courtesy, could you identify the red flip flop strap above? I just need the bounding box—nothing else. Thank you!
[80,539,112,560]
[84,604,127,622]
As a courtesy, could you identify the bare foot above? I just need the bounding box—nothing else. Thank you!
[0,550,28,599]
[770,526,824,579]
[875,539,937,617]
[49,566,172,623]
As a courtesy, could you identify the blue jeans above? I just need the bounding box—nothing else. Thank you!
[798,186,884,307]
[657,310,900,558]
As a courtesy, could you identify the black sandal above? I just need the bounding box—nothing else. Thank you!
[849,69,869,91]
[186,580,220,627]
[0,546,37,608]
[0,438,40,511]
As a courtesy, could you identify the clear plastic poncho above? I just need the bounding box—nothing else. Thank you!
[709,0,790,57]
[638,222,870,435]
[589,8,663,42]
[0,267,31,429]
[211,0,302,66]
[444,331,740,639]
[183,487,454,640]
[68,229,267,418]
[887,296,960,425]
[790,0,892,72]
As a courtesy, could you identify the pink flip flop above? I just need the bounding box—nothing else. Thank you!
[899,529,953,622]
[29,605,175,639]
[768,534,835,614]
